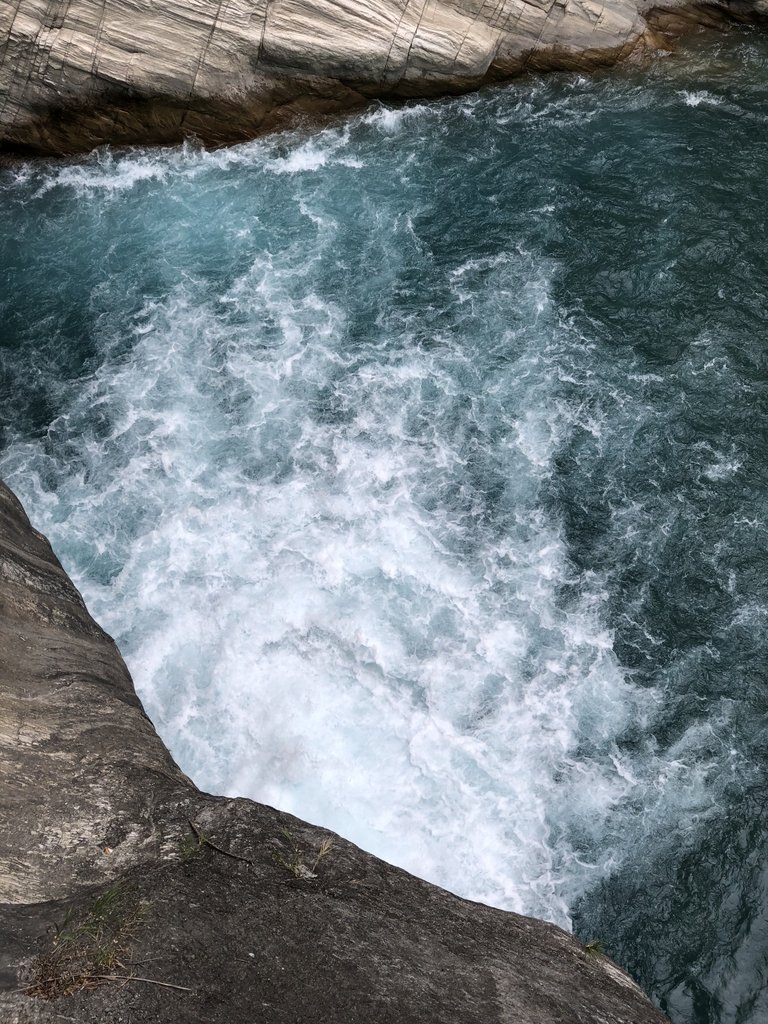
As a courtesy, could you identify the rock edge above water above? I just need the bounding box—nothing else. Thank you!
[0,478,669,1022]
[1,0,767,154]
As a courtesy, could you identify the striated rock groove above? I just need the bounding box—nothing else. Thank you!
[1,0,767,154]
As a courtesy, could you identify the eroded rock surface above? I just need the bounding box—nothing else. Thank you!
[0,482,191,906]
[1,0,766,154]
[0,477,671,1022]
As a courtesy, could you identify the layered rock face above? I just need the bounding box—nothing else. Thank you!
[0,0,765,155]
[0,476,671,1022]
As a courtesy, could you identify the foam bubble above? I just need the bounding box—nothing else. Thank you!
[682,90,719,107]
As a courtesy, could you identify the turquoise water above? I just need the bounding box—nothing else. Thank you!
[3,33,768,1022]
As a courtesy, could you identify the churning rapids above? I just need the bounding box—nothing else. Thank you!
[3,32,768,1024]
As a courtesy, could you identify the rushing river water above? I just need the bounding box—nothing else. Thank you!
[3,31,768,1023]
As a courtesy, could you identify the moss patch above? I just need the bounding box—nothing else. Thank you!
[26,883,144,999]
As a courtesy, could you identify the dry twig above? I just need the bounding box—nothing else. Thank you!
[187,819,254,865]
[92,974,193,993]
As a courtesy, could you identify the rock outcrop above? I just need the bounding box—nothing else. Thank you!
[0,0,766,155]
[0,476,669,1022]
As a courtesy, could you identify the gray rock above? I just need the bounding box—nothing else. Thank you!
[0,477,669,1022]
[1,0,767,154]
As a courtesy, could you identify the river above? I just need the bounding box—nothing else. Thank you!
[2,32,767,1022]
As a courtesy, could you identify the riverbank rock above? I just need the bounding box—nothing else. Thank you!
[0,476,669,1022]
[0,0,766,154]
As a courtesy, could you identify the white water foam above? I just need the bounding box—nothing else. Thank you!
[1,113,725,930]
[681,90,719,108]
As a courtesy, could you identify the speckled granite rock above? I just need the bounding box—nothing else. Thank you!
[0,478,670,1022]
[1,0,766,154]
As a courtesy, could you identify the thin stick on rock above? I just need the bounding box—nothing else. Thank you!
[187,818,254,865]
[93,974,193,993]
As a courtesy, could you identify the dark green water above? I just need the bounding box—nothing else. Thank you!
[2,33,768,1023]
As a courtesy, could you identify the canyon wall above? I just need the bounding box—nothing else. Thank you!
[1,0,765,154]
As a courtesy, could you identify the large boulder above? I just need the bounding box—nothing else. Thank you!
[0,0,765,154]
[0,478,669,1023]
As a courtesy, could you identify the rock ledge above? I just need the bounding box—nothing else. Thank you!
[0,478,670,1022]
[1,0,767,154]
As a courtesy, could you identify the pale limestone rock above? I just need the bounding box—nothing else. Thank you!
[0,0,654,153]
[1,0,768,140]
[0,0,766,156]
